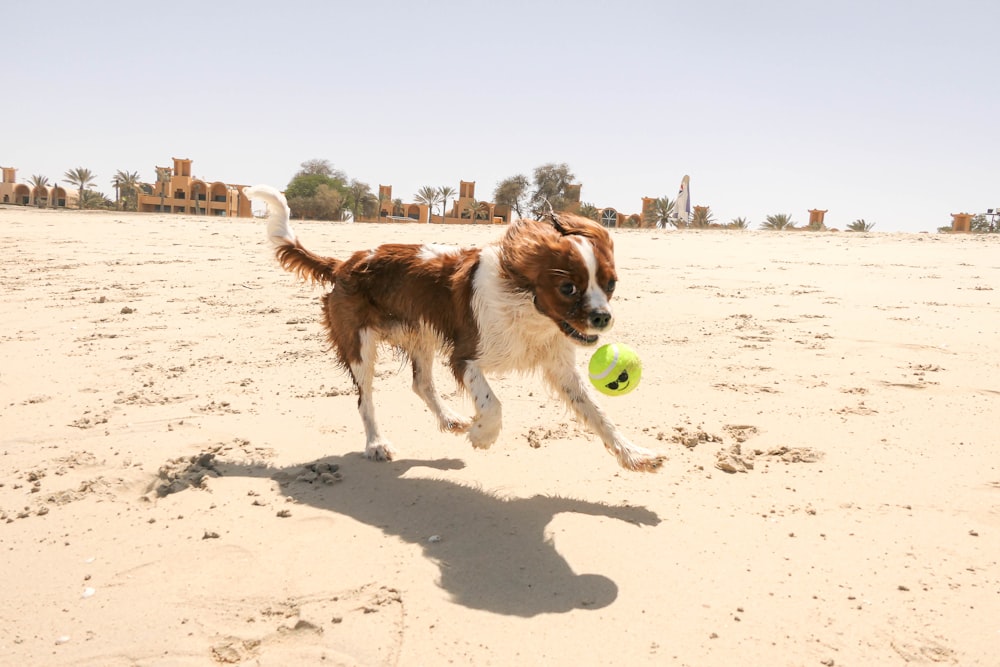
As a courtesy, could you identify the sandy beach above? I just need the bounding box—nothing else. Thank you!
[1,206,998,666]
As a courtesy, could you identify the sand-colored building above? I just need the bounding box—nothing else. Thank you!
[0,167,69,207]
[356,180,515,225]
[349,178,650,227]
[356,184,431,224]
[3,159,647,228]
[595,206,641,228]
[136,158,251,217]
[951,212,973,232]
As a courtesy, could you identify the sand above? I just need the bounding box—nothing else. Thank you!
[1,206,998,666]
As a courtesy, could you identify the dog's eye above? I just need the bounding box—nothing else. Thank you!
[606,278,616,293]
[559,282,577,297]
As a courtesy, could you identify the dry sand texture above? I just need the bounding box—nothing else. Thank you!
[1,206,998,665]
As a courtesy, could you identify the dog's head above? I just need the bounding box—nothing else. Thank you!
[500,212,618,345]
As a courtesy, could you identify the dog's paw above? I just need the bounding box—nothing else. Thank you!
[439,411,471,434]
[364,439,397,462]
[467,418,501,450]
[612,443,666,473]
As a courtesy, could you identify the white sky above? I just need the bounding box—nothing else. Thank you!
[3,0,997,232]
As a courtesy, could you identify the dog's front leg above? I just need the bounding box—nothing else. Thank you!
[543,365,665,472]
[462,363,502,449]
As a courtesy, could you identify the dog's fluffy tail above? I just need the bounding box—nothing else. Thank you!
[243,184,296,246]
[243,184,339,285]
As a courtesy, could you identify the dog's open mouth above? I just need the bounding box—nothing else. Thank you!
[560,321,599,345]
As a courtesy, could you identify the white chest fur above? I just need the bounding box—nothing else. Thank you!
[470,247,572,373]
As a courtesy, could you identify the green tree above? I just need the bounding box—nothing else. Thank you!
[438,186,456,218]
[315,184,346,220]
[64,167,97,209]
[295,159,346,181]
[415,186,442,220]
[287,183,344,220]
[285,173,339,200]
[493,174,530,218]
[285,165,349,220]
[644,196,675,228]
[112,170,142,211]
[528,163,576,216]
[970,214,997,233]
[27,174,49,206]
[285,175,342,219]
[760,213,796,230]
[345,180,375,222]
[846,219,876,232]
[728,217,750,229]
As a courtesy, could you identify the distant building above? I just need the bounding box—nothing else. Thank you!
[136,158,251,217]
[0,167,69,207]
[352,178,650,227]
[808,209,828,228]
[357,184,431,223]
[356,180,514,225]
[4,158,648,227]
[597,206,641,228]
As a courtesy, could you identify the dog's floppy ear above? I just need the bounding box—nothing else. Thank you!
[546,211,610,242]
[499,218,562,292]
[536,198,565,234]
[548,211,569,235]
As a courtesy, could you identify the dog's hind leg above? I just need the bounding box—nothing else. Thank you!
[410,333,470,434]
[349,328,397,461]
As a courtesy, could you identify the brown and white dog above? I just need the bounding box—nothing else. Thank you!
[244,185,664,472]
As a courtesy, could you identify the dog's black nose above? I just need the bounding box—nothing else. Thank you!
[589,310,612,329]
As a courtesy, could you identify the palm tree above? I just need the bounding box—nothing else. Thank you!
[415,186,442,221]
[346,180,374,222]
[64,167,97,209]
[760,213,796,230]
[355,191,376,220]
[80,190,112,209]
[112,170,142,211]
[438,186,456,219]
[461,197,481,221]
[27,174,49,207]
[578,202,600,222]
[692,206,716,228]
[644,196,675,228]
[846,219,876,232]
[728,217,750,229]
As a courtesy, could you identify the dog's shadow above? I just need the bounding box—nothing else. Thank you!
[161,453,660,617]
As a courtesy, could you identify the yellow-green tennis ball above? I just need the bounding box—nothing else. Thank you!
[588,343,642,396]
